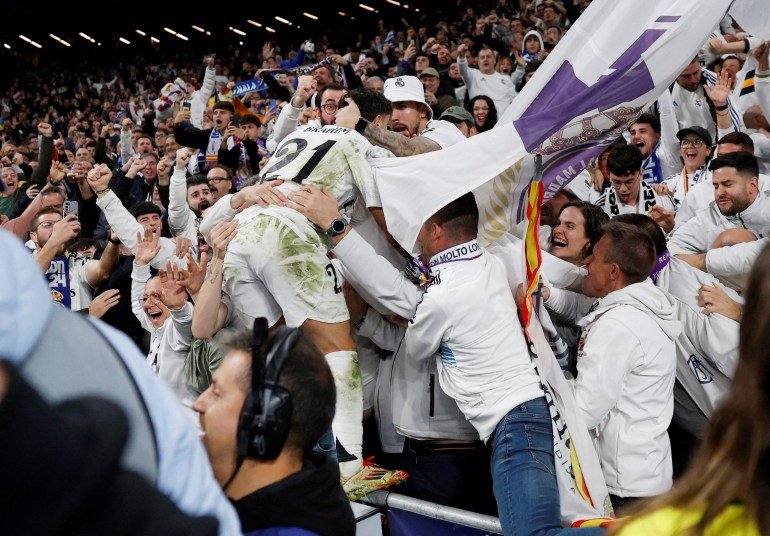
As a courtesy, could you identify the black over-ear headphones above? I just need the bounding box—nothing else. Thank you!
[236,318,301,461]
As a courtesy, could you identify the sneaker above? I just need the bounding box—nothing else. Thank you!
[342,458,409,502]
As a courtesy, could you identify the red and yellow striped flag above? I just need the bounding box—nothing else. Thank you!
[521,176,544,329]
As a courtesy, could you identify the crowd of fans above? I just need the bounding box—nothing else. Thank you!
[2,0,770,534]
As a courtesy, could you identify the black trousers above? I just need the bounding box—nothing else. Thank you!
[400,438,498,516]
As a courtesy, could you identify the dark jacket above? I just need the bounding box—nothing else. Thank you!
[0,362,219,536]
[233,452,355,536]
[218,138,261,177]
[174,121,214,153]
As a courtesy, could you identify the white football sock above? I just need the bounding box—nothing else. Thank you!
[325,350,363,480]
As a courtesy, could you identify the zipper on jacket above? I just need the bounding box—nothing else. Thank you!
[429,373,435,417]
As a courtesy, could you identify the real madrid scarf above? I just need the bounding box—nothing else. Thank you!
[204,128,236,168]
[46,254,72,309]
[602,180,658,216]
[641,144,664,184]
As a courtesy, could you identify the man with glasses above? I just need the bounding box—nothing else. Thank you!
[207,165,235,203]
[596,144,675,218]
[29,209,120,311]
[268,77,348,153]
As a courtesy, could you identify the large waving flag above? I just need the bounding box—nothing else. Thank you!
[372,0,734,254]
[372,0,734,525]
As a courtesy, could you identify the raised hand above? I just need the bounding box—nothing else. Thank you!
[89,289,121,318]
[135,227,161,266]
[293,75,318,106]
[178,250,209,296]
[174,236,193,259]
[48,214,82,247]
[704,70,731,107]
[37,122,53,137]
[175,147,192,171]
[158,261,189,310]
[86,163,113,193]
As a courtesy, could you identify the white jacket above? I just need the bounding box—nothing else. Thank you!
[457,57,516,117]
[675,173,770,226]
[131,262,199,426]
[190,67,216,129]
[96,190,190,270]
[548,280,681,497]
[333,230,479,442]
[654,258,740,436]
[706,237,769,290]
[168,167,200,242]
[403,240,543,442]
[668,191,770,255]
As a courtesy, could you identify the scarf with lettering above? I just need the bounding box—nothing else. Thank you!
[46,254,72,309]
[650,249,670,283]
[204,128,236,169]
[602,180,658,216]
[641,144,664,184]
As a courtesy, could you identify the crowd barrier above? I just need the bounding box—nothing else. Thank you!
[354,491,504,535]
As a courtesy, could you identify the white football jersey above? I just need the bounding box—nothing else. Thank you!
[259,125,379,209]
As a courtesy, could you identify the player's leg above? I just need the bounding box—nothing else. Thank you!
[253,212,365,479]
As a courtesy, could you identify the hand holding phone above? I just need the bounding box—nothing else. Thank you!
[63,200,79,219]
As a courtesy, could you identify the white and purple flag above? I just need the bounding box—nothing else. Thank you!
[372,0,735,253]
[371,0,738,525]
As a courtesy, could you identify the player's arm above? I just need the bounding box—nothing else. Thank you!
[363,123,441,156]
[335,98,441,156]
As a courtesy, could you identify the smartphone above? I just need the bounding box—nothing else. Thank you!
[267,99,279,115]
[63,200,79,219]
[182,100,192,111]
[230,116,241,127]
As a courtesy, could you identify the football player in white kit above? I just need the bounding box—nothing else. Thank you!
[199,89,395,482]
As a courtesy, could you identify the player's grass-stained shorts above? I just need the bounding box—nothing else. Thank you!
[223,206,349,328]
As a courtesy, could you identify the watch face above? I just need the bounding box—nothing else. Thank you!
[332,219,346,234]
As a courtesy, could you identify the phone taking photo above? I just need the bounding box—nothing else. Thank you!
[63,200,79,219]
[182,100,192,111]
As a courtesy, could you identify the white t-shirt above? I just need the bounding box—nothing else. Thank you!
[420,119,466,149]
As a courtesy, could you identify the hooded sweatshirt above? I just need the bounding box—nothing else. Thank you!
[653,257,740,437]
[521,30,545,63]
[233,451,355,536]
[549,279,681,497]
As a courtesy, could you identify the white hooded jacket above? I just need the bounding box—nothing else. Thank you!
[654,257,740,436]
[548,279,681,497]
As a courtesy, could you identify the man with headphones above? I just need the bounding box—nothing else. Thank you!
[193,320,355,536]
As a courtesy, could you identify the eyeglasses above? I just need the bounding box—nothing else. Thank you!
[680,139,705,148]
[208,177,231,183]
[321,103,340,114]
[32,220,57,231]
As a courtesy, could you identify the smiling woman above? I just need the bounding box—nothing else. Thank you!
[549,201,609,266]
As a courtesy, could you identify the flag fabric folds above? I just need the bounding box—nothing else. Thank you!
[370,0,734,525]
[371,0,734,254]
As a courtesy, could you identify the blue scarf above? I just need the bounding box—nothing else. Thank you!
[46,254,72,309]
[641,143,664,184]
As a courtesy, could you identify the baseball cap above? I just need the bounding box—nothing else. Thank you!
[418,67,440,79]
[440,106,474,128]
[676,125,713,147]
[384,76,433,119]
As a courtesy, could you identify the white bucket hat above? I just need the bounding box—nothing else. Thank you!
[383,75,433,119]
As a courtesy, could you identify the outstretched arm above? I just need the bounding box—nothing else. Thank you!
[334,98,441,156]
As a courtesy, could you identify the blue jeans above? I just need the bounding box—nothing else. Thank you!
[489,397,605,536]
